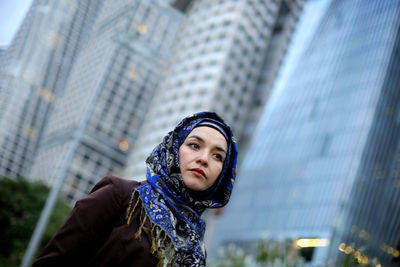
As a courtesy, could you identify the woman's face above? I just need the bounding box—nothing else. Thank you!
[179,126,228,191]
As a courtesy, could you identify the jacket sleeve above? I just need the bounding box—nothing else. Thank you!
[33,176,128,266]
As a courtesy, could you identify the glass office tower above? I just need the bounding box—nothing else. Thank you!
[213,0,400,266]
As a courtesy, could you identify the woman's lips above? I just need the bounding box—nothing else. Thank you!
[190,168,206,178]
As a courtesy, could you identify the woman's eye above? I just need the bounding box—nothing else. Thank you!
[214,153,223,161]
[188,143,199,149]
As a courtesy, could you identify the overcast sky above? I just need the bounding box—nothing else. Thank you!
[0,0,33,47]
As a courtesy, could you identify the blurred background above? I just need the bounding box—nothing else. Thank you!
[0,0,400,266]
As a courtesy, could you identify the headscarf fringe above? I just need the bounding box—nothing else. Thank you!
[126,190,141,225]
[126,189,176,267]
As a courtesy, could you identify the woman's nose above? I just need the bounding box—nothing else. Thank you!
[196,152,208,166]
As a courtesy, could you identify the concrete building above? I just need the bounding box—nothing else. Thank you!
[124,0,304,181]
[213,0,400,266]
[0,0,103,178]
[28,0,186,204]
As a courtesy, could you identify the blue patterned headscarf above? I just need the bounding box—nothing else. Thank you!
[127,112,238,267]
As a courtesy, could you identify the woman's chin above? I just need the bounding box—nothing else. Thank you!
[183,180,206,191]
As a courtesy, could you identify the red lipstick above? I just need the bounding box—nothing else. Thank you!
[190,168,206,178]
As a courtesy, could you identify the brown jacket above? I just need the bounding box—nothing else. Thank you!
[33,176,158,267]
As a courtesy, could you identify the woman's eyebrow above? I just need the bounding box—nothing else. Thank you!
[216,146,227,155]
[187,135,204,142]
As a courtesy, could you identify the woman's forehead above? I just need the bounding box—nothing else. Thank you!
[186,127,228,150]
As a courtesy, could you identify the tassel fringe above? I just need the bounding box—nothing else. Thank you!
[126,190,176,267]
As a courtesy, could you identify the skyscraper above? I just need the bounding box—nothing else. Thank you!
[213,0,400,266]
[124,0,303,180]
[0,0,103,178]
[28,0,186,204]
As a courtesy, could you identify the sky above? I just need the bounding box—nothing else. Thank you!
[0,0,33,47]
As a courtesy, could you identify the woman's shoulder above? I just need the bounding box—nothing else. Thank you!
[93,176,146,194]
[83,176,147,211]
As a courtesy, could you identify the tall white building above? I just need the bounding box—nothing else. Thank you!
[0,0,103,178]
[28,0,186,204]
[124,0,304,180]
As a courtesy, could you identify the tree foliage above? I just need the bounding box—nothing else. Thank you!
[0,177,71,267]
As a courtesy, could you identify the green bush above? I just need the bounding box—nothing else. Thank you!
[209,239,306,267]
[0,177,71,267]
[209,239,382,267]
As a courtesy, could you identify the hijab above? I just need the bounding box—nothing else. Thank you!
[126,112,238,266]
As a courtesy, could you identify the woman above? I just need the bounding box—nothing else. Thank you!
[33,111,238,267]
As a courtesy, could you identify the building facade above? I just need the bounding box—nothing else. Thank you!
[0,0,103,178]
[124,0,303,180]
[28,0,186,204]
[212,0,400,266]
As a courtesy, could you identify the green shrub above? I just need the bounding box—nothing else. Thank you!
[0,177,71,267]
